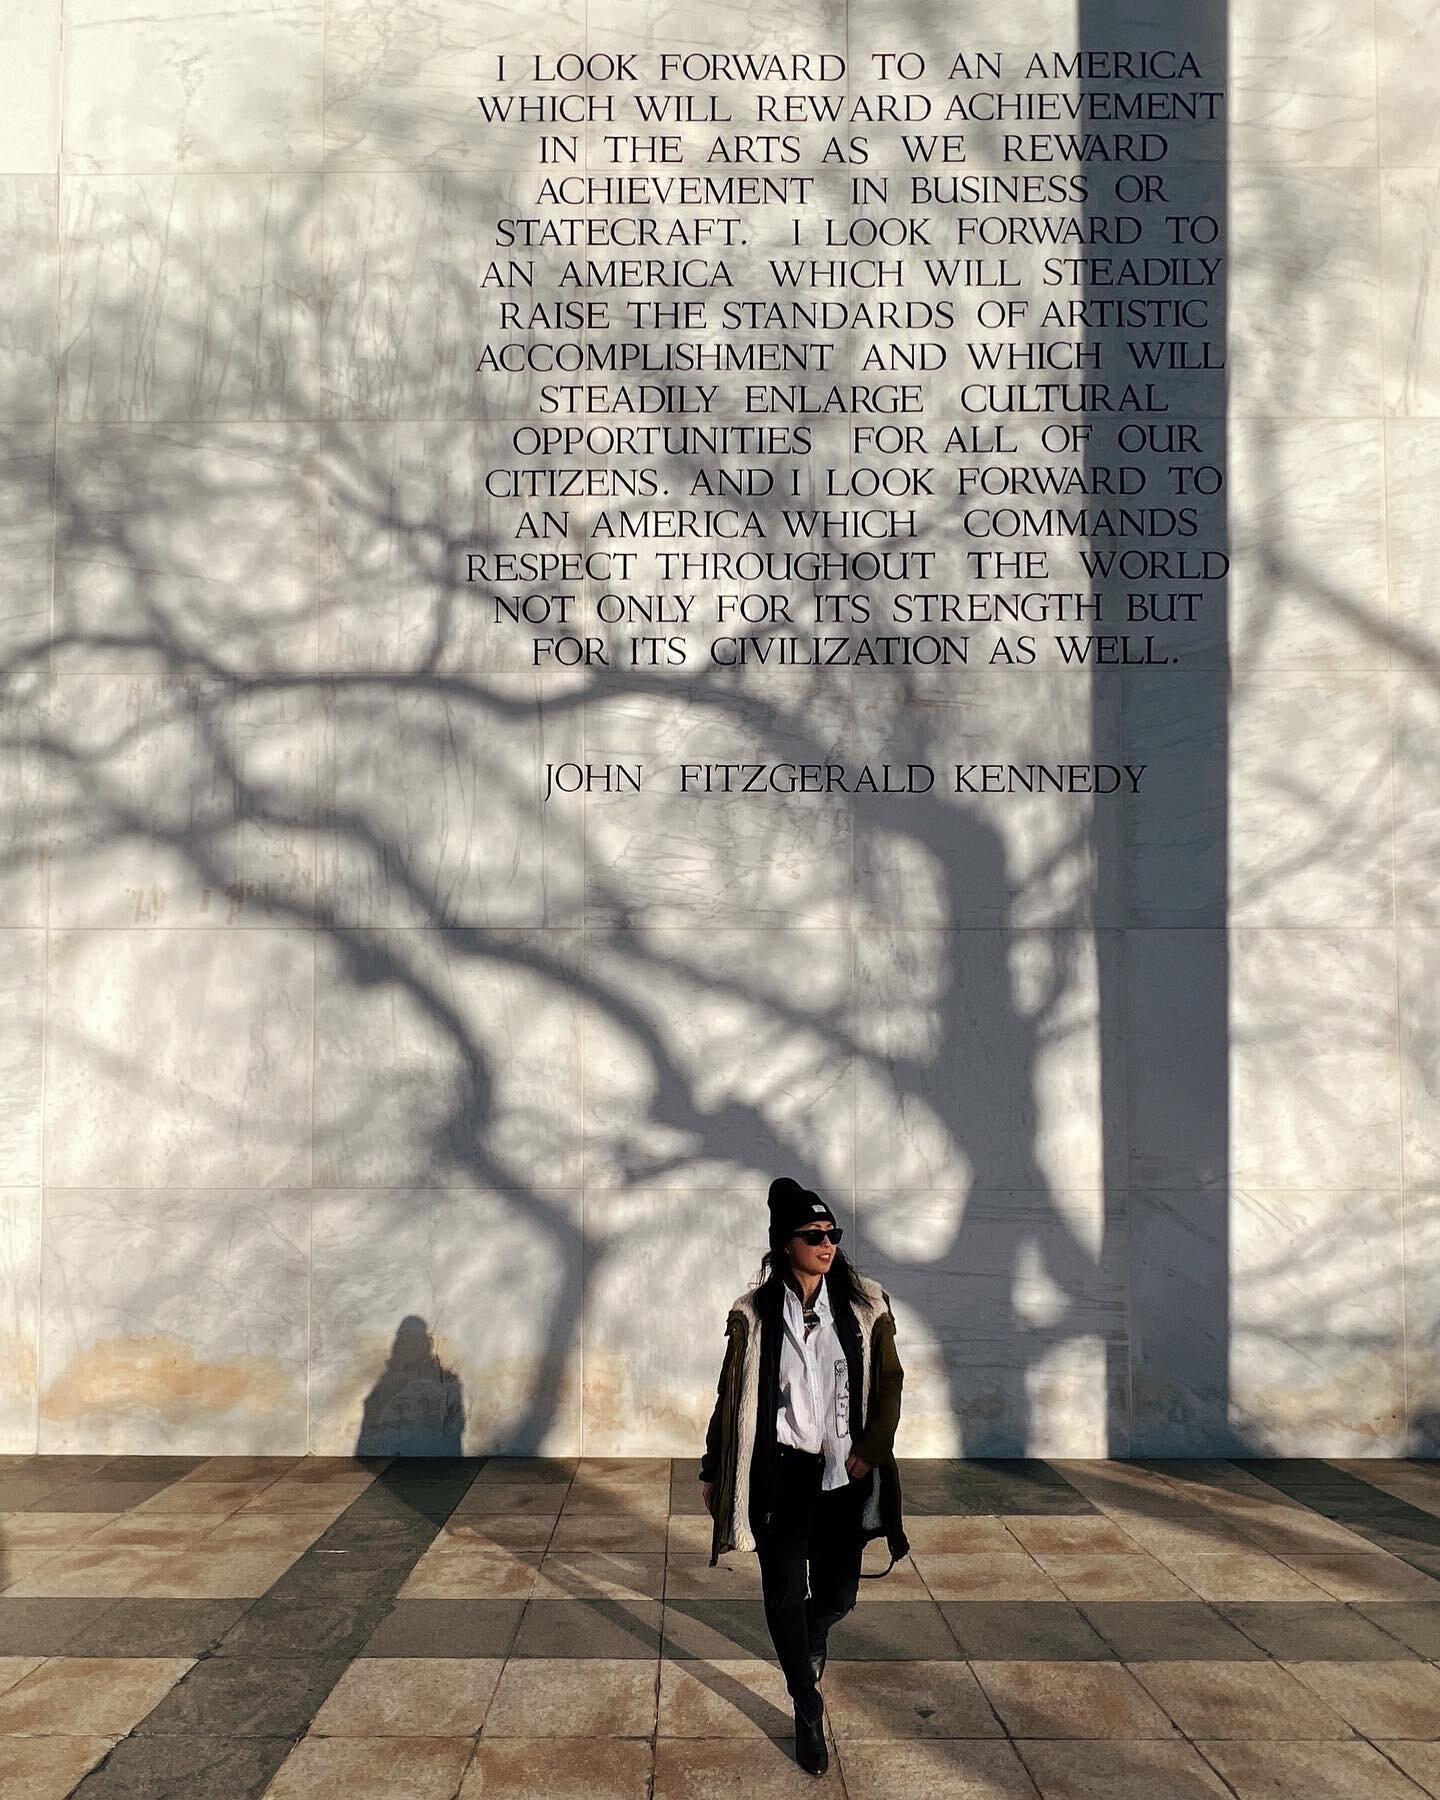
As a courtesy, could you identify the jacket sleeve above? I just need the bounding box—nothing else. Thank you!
[697,1317,737,1484]
[850,1304,904,1467]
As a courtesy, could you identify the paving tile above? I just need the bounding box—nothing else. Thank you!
[1197,1738,1434,1799]
[1285,1660,1440,1737]
[666,1516,712,1554]
[0,1656,43,1695]
[469,1458,577,1485]
[0,1478,74,1510]
[969,1661,1177,1737]
[940,1603,1114,1662]
[360,1600,524,1659]
[838,1740,1038,1798]
[1078,1601,1271,1661]
[1005,1518,1141,1556]
[1218,1601,1420,1661]
[901,1518,1024,1554]
[440,1515,558,1551]
[217,1593,394,1659]
[0,1512,117,1547]
[50,1483,186,1513]
[177,1457,300,1484]
[81,1515,227,1549]
[133,1653,349,1737]
[657,1659,797,1738]
[0,1552,69,1591]
[3,1546,167,1598]
[311,1657,504,1736]
[1355,1604,1440,1657]
[547,1516,668,1553]
[453,1483,567,1518]
[0,1735,116,1800]
[481,1656,659,1736]
[0,1597,121,1655]
[398,1547,543,1600]
[1376,1742,1440,1798]
[822,1660,1004,1739]
[259,1733,476,1798]
[200,1514,335,1551]
[661,1555,765,1601]
[0,1655,192,1735]
[913,1554,1065,1602]
[827,1600,963,1660]
[1104,1514,1255,1556]
[654,1737,846,1796]
[1282,1555,1440,1602]
[117,1548,300,1599]
[1031,1554,1198,1602]
[511,1598,662,1658]
[1153,1551,1333,1601]
[662,1601,776,1661]
[77,1599,250,1659]
[1132,1659,1354,1739]
[460,1738,652,1799]
[535,1552,667,1600]
[1015,1739,1234,1798]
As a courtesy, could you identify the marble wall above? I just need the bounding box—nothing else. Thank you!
[0,0,1435,1459]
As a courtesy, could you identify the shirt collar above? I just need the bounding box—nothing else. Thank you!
[784,1275,832,1319]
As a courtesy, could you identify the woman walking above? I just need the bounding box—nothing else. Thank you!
[698,1176,909,1776]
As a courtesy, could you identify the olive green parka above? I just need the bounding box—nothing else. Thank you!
[698,1268,909,1572]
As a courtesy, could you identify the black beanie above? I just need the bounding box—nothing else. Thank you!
[767,1176,837,1244]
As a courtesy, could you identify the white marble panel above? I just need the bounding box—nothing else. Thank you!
[0,179,58,425]
[849,668,1122,930]
[590,0,843,55]
[1378,0,1440,165]
[1228,418,1387,671]
[62,0,323,175]
[1394,676,1440,928]
[1131,1186,1407,1456]
[0,430,54,673]
[583,925,852,1194]
[851,929,1117,1193]
[0,932,45,1186]
[856,1188,1126,1346]
[0,1190,39,1453]
[38,1189,307,1453]
[1230,167,1381,418]
[54,425,318,673]
[313,927,584,1189]
[0,0,61,171]
[1128,673,1394,929]
[582,679,851,930]
[1405,1188,1440,1454]
[318,421,583,674]
[1399,930,1440,1186]
[1386,423,1440,664]
[59,175,322,422]
[44,675,317,927]
[0,677,48,926]
[317,674,582,927]
[1127,928,1404,1191]
[320,174,569,420]
[889,1321,1123,1459]
[309,1187,583,1455]
[583,1188,770,1453]
[1383,170,1440,417]
[1231,1188,1406,1456]
[44,927,314,1187]
[1229,0,1377,166]
[325,3,583,172]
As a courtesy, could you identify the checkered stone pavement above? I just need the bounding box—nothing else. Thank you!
[2,1455,1440,1796]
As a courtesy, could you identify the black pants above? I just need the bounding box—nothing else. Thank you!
[754,1443,867,1704]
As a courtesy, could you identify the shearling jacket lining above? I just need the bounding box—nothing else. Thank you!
[698,1270,910,1571]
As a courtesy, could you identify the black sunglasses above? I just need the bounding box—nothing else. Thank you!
[791,1227,843,1246]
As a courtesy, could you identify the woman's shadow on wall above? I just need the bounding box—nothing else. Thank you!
[356,1315,466,1458]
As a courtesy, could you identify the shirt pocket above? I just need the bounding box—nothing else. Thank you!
[833,1358,850,1436]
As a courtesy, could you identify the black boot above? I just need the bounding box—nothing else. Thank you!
[794,1687,828,1777]
[808,1633,828,1686]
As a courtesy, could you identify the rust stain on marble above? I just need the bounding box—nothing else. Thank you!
[41,1333,294,1424]
[0,1327,37,1401]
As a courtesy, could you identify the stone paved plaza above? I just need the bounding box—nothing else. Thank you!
[2,1456,1440,1796]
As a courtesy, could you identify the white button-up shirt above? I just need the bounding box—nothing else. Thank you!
[775,1276,853,1491]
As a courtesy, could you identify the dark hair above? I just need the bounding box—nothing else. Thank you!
[755,1229,876,1318]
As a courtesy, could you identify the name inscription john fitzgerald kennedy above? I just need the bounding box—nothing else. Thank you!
[543,760,1148,799]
